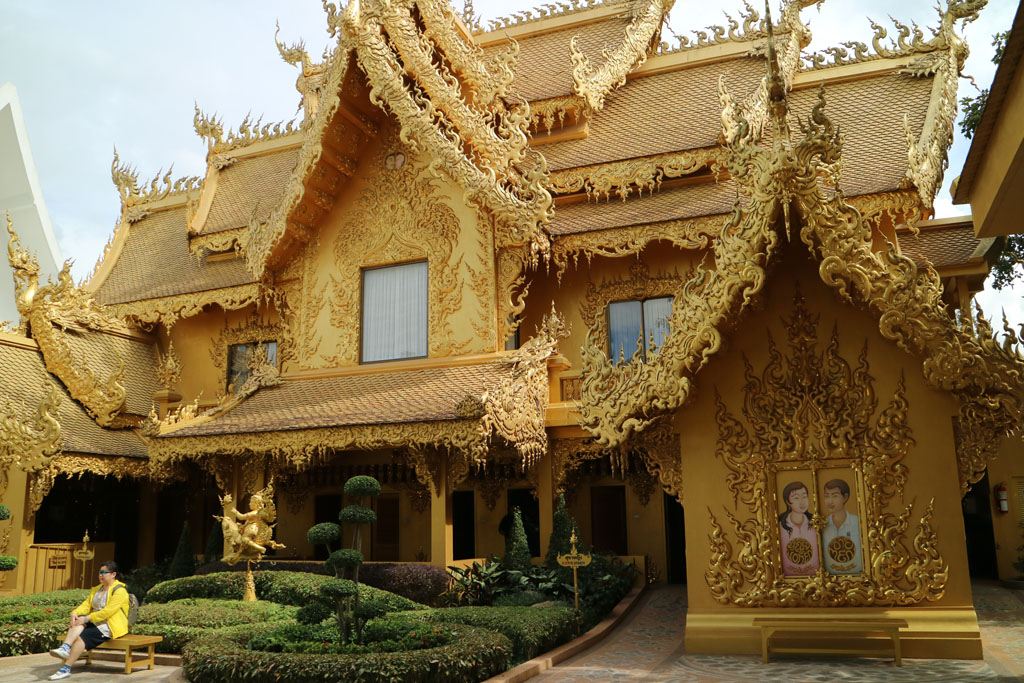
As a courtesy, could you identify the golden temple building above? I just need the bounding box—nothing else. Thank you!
[2,0,1023,660]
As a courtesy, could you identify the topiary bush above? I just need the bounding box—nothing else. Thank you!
[503,508,532,573]
[357,563,449,606]
[144,571,423,613]
[183,620,513,682]
[132,598,297,653]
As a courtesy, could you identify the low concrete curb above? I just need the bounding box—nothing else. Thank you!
[485,584,648,683]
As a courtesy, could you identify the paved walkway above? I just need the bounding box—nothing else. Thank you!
[0,653,182,682]
[535,582,1024,682]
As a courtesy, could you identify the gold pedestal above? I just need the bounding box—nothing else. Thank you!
[243,562,256,602]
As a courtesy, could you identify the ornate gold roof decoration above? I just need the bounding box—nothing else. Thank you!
[275,21,332,121]
[529,96,588,135]
[106,282,265,329]
[110,148,201,213]
[578,17,1023,495]
[569,0,673,112]
[0,380,62,476]
[192,104,300,156]
[483,0,612,32]
[482,307,569,470]
[335,0,553,262]
[7,219,129,427]
[548,147,724,201]
[155,342,183,391]
[901,0,985,209]
[653,0,770,54]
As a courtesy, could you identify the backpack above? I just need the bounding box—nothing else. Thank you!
[113,585,139,629]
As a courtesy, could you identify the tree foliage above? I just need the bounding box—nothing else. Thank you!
[169,521,196,580]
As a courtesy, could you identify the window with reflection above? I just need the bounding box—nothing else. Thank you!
[361,260,428,363]
[227,340,278,391]
[608,296,673,363]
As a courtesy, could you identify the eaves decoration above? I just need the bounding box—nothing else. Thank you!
[570,0,674,112]
[548,148,724,201]
[0,380,62,479]
[110,149,201,215]
[106,283,266,329]
[334,0,553,263]
[578,22,1024,495]
[7,220,127,427]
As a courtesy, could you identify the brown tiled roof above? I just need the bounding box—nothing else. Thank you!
[549,178,736,235]
[540,58,766,170]
[0,340,146,457]
[900,223,988,270]
[485,14,633,102]
[94,206,255,306]
[58,327,160,416]
[787,74,932,197]
[202,146,300,234]
[163,361,516,438]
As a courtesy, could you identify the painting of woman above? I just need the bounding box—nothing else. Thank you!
[778,480,819,576]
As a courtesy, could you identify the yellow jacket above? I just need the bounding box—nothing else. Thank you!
[73,581,129,639]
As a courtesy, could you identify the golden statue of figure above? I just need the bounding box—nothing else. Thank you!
[215,484,285,600]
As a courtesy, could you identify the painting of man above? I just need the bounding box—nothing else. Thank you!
[821,478,863,574]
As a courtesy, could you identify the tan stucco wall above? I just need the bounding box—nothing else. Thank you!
[986,434,1024,580]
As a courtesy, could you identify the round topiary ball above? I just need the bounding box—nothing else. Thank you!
[319,578,357,600]
[0,504,10,521]
[0,555,18,572]
[344,476,381,498]
[338,505,376,526]
[327,549,364,572]
[296,600,332,625]
[306,522,341,547]
[354,602,386,621]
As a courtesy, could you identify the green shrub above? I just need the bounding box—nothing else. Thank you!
[344,476,381,498]
[0,504,10,521]
[425,605,576,662]
[0,620,67,656]
[169,521,196,580]
[123,560,170,603]
[145,571,423,613]
[327,549,363,573]
[307,522,341,547]
[183,621,512,682]
[132,598,296,654]
[493,590,548,607]
[357,563,449,606]
[504,508,532,572]
[578,554,638,629]
[248,618,449,655]
[0,589,89,611]
[0,556,17,572]
[338,505,376,526]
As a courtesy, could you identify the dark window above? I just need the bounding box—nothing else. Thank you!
[361,261,428,363]
[608,296,673,363]
[453,490,476,560]
[372,494,400,561]
[227,340,277,392]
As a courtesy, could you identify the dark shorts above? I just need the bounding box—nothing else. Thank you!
[80,623,110,650]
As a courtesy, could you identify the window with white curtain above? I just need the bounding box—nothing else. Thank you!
[361,260,428,363]
[608,296,673,364]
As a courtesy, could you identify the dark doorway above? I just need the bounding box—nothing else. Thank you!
[664,492,686,583]
[313,494,342,560]
[453,490,475,560]
[154,481,189,564]
[590,485,628,556]
[506,489,540,557]
[35,473,141,571]
[372,494,400,561]
[962,471,999,578]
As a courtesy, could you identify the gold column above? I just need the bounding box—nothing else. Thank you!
[537,452,553,561]
[429,465,453,568]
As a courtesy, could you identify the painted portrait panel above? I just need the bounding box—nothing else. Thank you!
[776,472,819,576]
[818,467,864,575]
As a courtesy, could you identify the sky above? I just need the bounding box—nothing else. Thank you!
[0,0,1019,318]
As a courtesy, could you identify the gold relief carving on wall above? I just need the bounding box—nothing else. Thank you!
[551,215,724,278]
[155,342,183,390]
[705,290,947,606]
[327,135,469,364]
[467,212,497,348]
[578,261,685,356]
[496,248,529,345]
[189,228,246,257]
[0,381,63,496]
[281,233,325,371]
[548,149,724,202]
[529,96,588,135]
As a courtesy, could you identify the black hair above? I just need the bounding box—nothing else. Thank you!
[823,478,850,498]
[99,560,120,578]
[778,481,812,534]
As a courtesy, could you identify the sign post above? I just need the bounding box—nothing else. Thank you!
[556,529,592,632]
[72,532,94,589]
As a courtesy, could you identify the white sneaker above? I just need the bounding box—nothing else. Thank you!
[49,645,70,660]
[48,668,71,680]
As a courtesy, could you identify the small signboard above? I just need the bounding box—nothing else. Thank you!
[556,530,592,621]
[48,555,68,569]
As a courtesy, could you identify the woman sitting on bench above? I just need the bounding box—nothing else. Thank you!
[48,560,129,680]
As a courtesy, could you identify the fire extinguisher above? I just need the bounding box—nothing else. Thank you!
[994,483,1009,513]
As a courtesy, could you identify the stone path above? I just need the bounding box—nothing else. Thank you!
[0,653,182,682]
[535,582,1024,682]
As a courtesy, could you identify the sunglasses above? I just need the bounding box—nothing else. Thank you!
[98,570,112,575]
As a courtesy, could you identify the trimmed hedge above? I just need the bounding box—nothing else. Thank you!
[133,599,297,654]
[145,571,423,613]
[424,606,577,662]
[183,620,513,682]
[0,589,90,656]
[0,619,67,656]
[0,589,89,611]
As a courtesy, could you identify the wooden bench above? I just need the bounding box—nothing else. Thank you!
[752,617,908,666]
[85,634,163,674]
